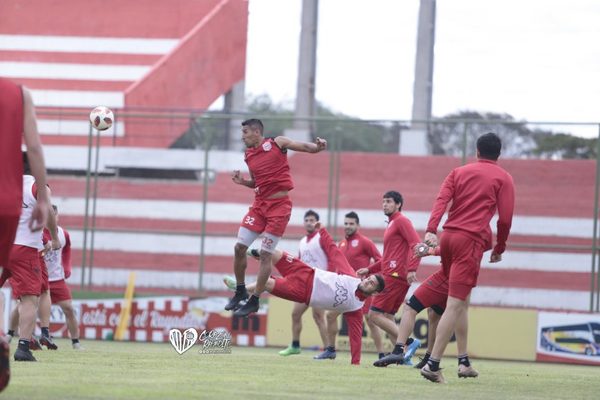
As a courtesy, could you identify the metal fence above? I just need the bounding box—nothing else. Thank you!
[38,108,600,312]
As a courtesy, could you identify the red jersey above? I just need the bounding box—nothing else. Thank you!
[367,211,421,280]
[0,78,24,215]
[338,231,381,271]
[426,159,515,253]
[244,138,294,199]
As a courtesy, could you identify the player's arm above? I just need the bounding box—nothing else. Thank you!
[358,260,381,277]
[22,86,49,231]
[44,188,61,249]
[231,169,255,188]
[424,170,456,246]
[62,230,72,278]
[397,219,421,283]
[491,175,515,262]
[367,239,382,262]
[274,135,327,153]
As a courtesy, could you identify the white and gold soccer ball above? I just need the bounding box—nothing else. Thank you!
[89,106,114,131]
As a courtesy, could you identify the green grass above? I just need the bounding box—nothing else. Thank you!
[3,339,600,400]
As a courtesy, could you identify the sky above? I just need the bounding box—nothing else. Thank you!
[243,0,600,138]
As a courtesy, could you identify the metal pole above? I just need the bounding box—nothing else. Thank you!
[326,131,336,228]
[81,124,94,289]
[88,126,102,288]
[593,124,600,312]
[461,122,468,165]
[332,128,342,240]
[198,126,213,295]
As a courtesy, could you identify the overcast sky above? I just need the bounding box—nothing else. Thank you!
[244,0,600,138]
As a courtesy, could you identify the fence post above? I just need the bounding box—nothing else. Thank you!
[81,124,93,289]
[592,124,600,312]
[198,119,213,296]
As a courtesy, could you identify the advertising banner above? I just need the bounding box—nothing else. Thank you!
[537,311,600,365]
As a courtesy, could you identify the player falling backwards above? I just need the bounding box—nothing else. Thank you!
[225,119,327,317]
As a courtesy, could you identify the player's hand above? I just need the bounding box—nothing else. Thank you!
[424,232,438,247]
[29,202,48,232]
[315,137,327,152]
[51,238,62,250]
[406,271,418,284]
[414,243,430,258]
[231,170,244,185]
[490,252,502,263]
[356,268,369,278]
[41,241,52,257]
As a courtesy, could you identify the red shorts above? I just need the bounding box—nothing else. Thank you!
[240,196,292,237]
[49,279,72,303]
[40,256,49,292]
[412,269,448,313]
[271,253,315,305]
[7,245,43,298]
[0,215,19,268]
[440,231,485,301]
[370,275,410,315]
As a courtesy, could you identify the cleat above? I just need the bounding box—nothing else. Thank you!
[278,346,301,356]
[29,337,42,351]
[223,276,237,291]
[0,337,9,392]
[414,356,430,369]
[72,343,84,351]
[373,352,404,367]
[14,348,36,362]
[246,248,260,260]
[458,364,479,378]
[40,336,58,350]
[403,338,421,365]
[420,364,445,384]
[313,349,336,360]
[233,297,259,317]
[224,289,249,311]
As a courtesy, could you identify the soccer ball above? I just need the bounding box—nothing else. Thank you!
[89,106,114,131]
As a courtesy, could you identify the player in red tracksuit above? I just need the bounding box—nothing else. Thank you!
[334,211,385,359]
[420,132,515,383]
[357,191,422,358]
[241,228,385,365]
[226,119,327,317]
[0,78,53,388]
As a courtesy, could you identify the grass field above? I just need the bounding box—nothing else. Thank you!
[2,339,599,400]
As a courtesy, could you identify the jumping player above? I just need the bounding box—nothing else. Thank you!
[226,119,327,317]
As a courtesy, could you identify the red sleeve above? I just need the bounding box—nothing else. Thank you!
[367,260,382,274]
[344,309,363,365]
[319,229,355,276]
[426,170,456,234]
[366,239,381,262]
[397,217,421,273]
[62,229,72,279]
[493,174,515,254]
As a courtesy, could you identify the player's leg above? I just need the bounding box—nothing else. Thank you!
[235,199,291,316]
[365,313,384,357]
[57,300,82,350]
[225,226,260,311]
[15,295,39,361]
[414,307,441,369]
[314,309,339,360]
[38,290,57,349]
[368,311,397,344]
[279,302,308,356]
[343,309,363,365]
[455,295,478,378]
[311,307,328,350]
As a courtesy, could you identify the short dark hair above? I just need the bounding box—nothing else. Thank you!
[304,209,320,221]
[373,274,385,293]
[241,119,264,135]
[345,211,359,224]
[477,132,502,160]
[383,191,403,207]
[22,151,31,175]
